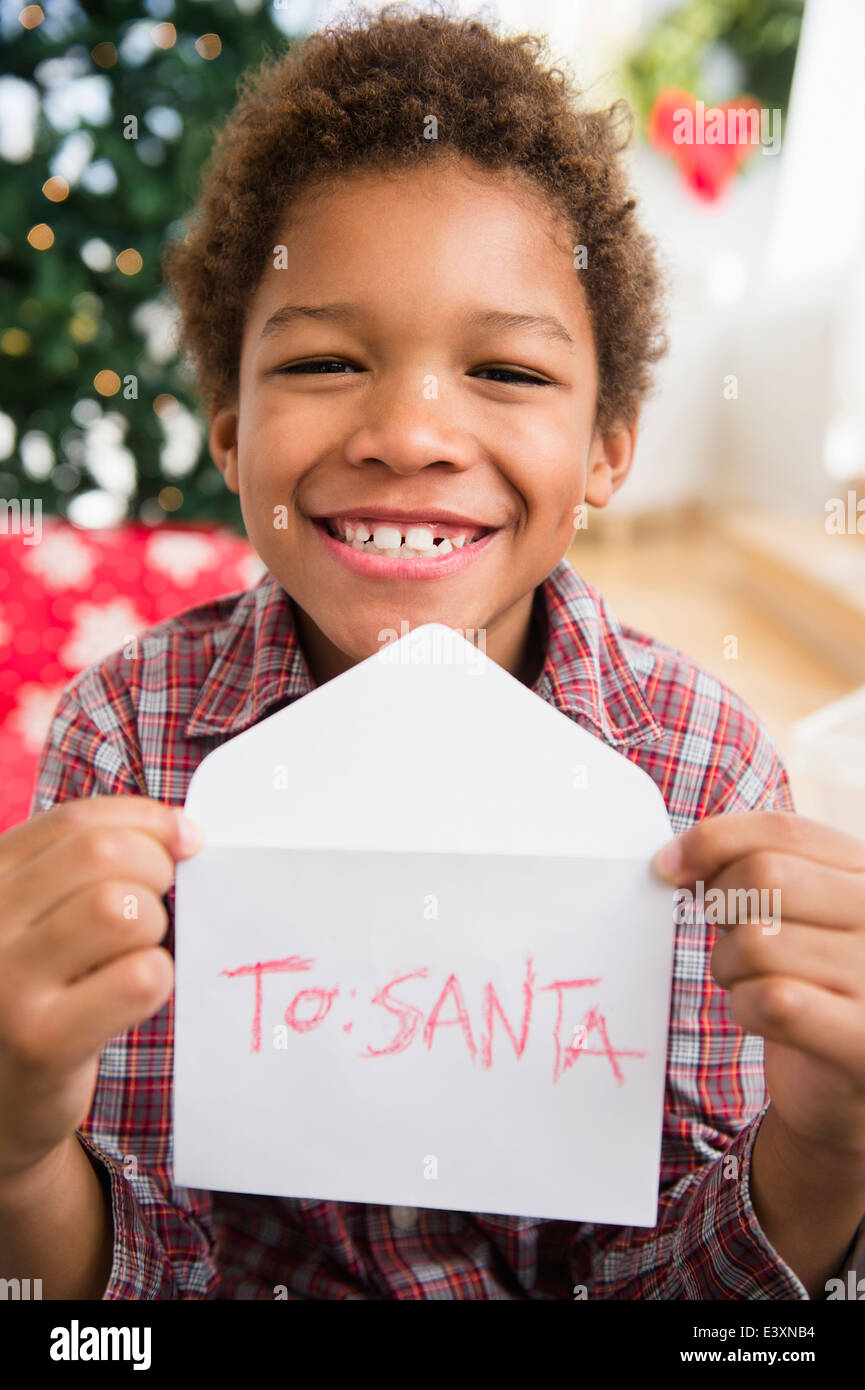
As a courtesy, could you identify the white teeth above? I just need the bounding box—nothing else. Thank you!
[350,538,444,557]
[405,525,435,550]
[331,518,481,558]
[372,524,403,550]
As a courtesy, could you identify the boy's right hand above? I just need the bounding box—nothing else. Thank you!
[0,796,202,1185]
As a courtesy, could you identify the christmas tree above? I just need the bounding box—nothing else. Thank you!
[0,0,295,531]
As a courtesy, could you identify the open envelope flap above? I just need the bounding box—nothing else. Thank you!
[175,624,678,1224]
[183,622,672,856]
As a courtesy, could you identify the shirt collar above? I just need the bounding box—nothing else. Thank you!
[185,559,663,749]
[530,558,664,749]
[184,572,313,738]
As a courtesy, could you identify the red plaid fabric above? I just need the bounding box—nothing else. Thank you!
[28,558,862,1299]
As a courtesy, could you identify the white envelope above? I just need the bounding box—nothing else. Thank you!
[174,623,675,1226]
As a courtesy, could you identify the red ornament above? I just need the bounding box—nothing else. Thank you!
[649,87,763,202]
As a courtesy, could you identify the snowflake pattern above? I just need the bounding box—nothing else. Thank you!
[7,683,68,754]
[1,520,258,833]
[145,532,217,583]
[239,551,268,589]
[21,528,95,590]
[60,598,146,669]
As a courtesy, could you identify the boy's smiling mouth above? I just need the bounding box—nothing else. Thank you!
[311,508,501,579]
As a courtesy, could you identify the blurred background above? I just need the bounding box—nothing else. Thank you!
[1,0,864,831]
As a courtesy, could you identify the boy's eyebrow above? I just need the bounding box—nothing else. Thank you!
[463,308,574,346]
[259,302,574,346]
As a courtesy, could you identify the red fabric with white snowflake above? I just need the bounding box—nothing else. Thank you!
[0,518,257,833]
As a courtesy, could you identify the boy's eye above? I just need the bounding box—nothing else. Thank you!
[472,366,552,386]
[275,358,360,375]
[274,359,552,385]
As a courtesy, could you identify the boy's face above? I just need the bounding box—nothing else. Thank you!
[210,157,636,683]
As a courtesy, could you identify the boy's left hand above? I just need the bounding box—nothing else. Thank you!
[653,811,865,1159]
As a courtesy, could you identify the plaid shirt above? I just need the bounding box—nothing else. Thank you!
[29,557,865,1299]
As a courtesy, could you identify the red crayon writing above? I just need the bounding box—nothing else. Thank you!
[219,953,647,1083]
[219,955,314,1053]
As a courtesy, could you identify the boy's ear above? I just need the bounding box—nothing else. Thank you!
[583,416,639,508]
[209,404,240,495]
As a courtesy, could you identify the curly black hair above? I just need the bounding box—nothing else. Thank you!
[162,2,668,432]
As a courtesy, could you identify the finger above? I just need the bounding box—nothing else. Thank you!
[712,920,865,999]
[15,883,169,983]
[0,796,202,879]
[42,948,175,1070]
[7,826,178,930]
[653,810,865,885]
[726,975,865,1077]
[699,852,865,933]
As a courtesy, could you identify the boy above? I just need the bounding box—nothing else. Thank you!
[1,6,864,1300]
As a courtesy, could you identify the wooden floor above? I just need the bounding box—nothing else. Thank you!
[567,529,857,816]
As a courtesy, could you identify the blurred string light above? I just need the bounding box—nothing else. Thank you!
[42,175,69,202]
[83,413,137,499]
[20,430,54,479]
[71,398,101,427]
[119,20,160,67]
[41,74,112,135]
[132,297,180,363]
[11,0,80,40]
[155,396,203,477]
[151,21,176,49]
[90,42,117,68]
[68,491,126,528]
[68,316,97,343]
[80,238,114,272]
[145,105,182,140]
[115,248,143,276]
[0,77,39,161]
[18,5,44,29]
[138,498,164,525]
[93,370,121,396]
[51,131,95,185]
[27,223,54,249]
[68,291,101,345]
[51,462,79,491]
[195,33,221,60]
[1,328,31,354]
[34,51,90,88]
[56,399,143,528]
[0,412,16,460]
[154,393,179,418]
[80,158,117,195]
[136,135,166,166]
[271,0,316,35]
